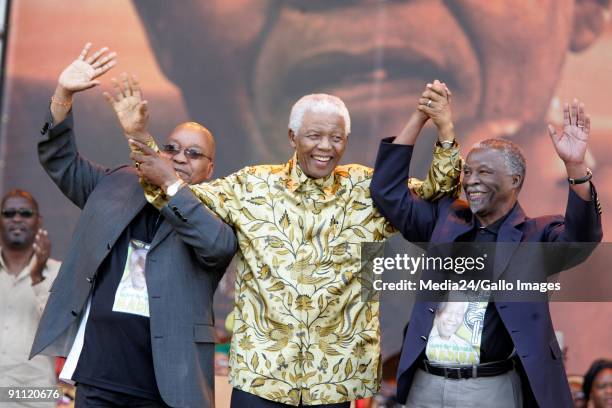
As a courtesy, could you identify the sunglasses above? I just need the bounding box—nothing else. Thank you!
[161,144,211,161]
[1,208,36,218]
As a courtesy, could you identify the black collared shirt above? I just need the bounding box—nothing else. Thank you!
[456,208,516,363]
[73,203,163,400]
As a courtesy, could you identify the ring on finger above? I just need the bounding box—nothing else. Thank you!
[427,99,432,108]
[135,162,141,169]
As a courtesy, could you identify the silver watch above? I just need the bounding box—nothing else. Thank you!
[439,140,455,149]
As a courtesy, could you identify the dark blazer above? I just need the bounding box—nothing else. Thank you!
[370,139,603,408]
[30,111,237,408]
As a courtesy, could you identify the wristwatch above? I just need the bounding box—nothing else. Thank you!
[166,179,186,197]
[437,140,455,149]
[567,168,592,185]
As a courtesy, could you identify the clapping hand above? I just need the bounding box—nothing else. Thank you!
[30,229,51,286]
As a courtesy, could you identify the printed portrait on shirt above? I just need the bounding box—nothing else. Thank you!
[112,240,151,318]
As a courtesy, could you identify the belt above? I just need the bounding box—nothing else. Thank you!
[420,358,514,380]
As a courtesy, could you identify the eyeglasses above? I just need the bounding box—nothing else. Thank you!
[1,208,36,218]
[161,144,211,161]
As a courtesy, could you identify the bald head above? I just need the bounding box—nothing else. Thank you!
[161,121,216,184]
[171,122,216,160]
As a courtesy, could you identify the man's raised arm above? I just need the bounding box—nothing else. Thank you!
[372,81,462,241]
[39,43,117,208]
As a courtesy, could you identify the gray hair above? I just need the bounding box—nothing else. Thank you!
[288,94,351,135]
[471,138,526,188]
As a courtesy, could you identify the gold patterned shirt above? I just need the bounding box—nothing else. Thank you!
[141,144,461,405]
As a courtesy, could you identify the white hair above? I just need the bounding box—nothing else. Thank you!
[288,93,351,135]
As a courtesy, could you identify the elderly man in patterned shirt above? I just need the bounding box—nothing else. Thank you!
[118,76,461,407]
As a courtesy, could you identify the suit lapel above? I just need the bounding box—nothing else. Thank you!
[492,204,526,280]
[149,219,173,252]
[440,210,474,243]
[116,174,148,228]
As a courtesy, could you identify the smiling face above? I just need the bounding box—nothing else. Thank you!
[463,147,521,225]
[161,123,215,185]
[0,196,40,249]
[591,368,612,408]
[289,109,348,179]
[436,302,467,339]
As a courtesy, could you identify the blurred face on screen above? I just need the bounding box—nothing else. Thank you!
[136,0,608,164]
[250,0,608,162]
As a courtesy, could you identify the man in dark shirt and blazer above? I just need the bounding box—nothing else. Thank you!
[370,82,603,407]
[30,43,237,407]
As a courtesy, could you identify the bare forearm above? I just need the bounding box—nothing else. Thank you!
[394,113,428,145]
[437,122,455,143]
[126,130,155,145]
[50,86,73,124]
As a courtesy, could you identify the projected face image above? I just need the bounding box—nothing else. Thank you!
[253,0,612,164]
[134,1,611,222]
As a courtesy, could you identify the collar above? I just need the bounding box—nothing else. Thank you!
[474,202,525,233]
[285,153,341,196]
[0,247,37,282]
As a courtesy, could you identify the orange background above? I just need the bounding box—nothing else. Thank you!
[1,0,610,378]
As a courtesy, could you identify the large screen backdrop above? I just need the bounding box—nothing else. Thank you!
[1,0,610,374]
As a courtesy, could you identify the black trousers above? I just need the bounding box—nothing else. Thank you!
[230,388,351,408]
[75,383,170,408]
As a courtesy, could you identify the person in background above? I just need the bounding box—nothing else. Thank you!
[0,189,60,407]
[568,374,586,408]
[583,359,612,408]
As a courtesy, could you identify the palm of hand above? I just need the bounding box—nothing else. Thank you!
[58,60,96,92]
[555,125,588,164]
[114,96,147,135]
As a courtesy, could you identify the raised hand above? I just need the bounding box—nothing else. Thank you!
[30,229,51,286]
[547,99,589,166]
[418,80,454,142]
[57,43,117,95]
[104,73,149,138]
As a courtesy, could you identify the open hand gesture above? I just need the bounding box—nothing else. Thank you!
[104,73,149,138]
[58,43,117,95]
[30,229,51,286]
[547,99,589,165]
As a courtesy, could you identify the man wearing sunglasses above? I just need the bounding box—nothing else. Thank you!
[30,44,237,408]
[0,190,60,406]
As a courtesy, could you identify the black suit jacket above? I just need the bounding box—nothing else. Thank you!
[371,138,603,407]
[31,111,237,407]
